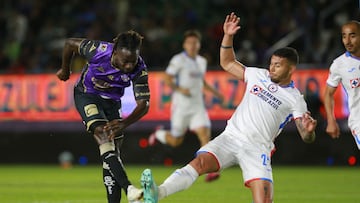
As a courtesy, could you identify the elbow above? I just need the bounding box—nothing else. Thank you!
[220,60,232,72]
[220,61,227,70]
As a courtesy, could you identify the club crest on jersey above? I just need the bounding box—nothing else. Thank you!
[267,84,278,93]
[250,85,262,95]
[99,43,108,52]
[250,84,282,110]
[121,74,130,82]
[350,78,360,88]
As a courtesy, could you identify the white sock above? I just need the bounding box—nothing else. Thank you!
[158,164,199,200]
[155,129,167,144]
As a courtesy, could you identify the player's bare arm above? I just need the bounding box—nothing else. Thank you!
[203,80,224,103]
[57,38,84,81]
[164,73,191,97]
[220,12,246,81]
[295,112,317,143]
[324,85,340,138]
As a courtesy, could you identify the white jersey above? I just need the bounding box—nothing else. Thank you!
[326,52,360,131]
[166,52,207,110]
[225,67,308,150]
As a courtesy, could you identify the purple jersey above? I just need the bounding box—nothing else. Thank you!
[75,40,150,102]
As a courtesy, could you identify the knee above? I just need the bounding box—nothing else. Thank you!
[190,154,218,175]
[94,125,110,145]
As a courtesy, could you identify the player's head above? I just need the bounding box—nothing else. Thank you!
[111,30,144,73]
[183,29,201,58]
[341,20,360,56]
[269,47,299,85]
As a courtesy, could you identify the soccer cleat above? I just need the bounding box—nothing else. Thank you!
[127,185,143,202]
[205,172,220,182]
[148,125,164,146]
[141,169,158,203]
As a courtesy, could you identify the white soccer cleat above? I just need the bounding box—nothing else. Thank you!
[127,185,143,202]
[141,169,158,203]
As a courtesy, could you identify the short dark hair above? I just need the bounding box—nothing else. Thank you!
[113,30,143,51]
[343,20,360,31]
[183,29,202,41]
[273,47,299,65]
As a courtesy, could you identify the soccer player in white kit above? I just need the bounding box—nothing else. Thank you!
[139,13,317,203]
[324,20,360,150]
[148,30,223,181]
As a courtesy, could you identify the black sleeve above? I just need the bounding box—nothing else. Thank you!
[132,70,150,101]
[79,39,100,60]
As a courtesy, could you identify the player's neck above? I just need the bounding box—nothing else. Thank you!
[278,78,293,87]
[184,51,197,59]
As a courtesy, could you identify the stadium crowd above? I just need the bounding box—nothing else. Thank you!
[0,0,358,74]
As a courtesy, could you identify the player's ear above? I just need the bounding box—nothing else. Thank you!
[289,64,296,74]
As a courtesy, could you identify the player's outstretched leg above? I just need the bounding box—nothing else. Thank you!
[141,169,158,203]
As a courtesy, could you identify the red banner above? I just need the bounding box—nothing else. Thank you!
[0,70,348,122]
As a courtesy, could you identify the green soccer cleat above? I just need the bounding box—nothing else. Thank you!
[141,169,158,203]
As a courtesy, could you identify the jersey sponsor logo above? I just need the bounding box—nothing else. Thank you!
[99,43,108,52]
[250,84,282,110]
[350,78,360,88]
[348,67,356,72]
[84,104,99,117]
[121,74,130,82]
[190,71,203,78]
[91,77,111,89]
[135,92,150,98]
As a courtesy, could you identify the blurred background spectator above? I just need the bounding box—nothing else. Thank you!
[0,0,359,74]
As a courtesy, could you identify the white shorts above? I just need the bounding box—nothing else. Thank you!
[197,131,273,187]
[170,105,210,137]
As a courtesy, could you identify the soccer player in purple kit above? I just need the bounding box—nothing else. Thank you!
[56,30,147,203]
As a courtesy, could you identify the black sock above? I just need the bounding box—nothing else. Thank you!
[101,151,131,193]
[103,167,121,203]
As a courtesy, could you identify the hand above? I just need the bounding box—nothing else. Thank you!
[177,87,191,97]
[56,68,70,81]
[326,120,340,139]
[301,112,317,133]
[104,119,125,140]
[223,12,241,36]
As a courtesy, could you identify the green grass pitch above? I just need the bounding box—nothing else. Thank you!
[0,164,359,202]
